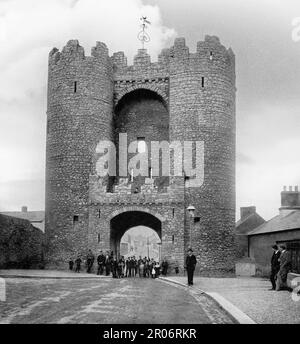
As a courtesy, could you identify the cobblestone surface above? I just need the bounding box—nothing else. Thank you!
[166,276,300,324]
[0,277,234,324]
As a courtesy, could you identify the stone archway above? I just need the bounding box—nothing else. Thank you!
[114,84,169,111]
[110,210,162,258]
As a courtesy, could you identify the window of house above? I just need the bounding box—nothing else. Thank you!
[73,215,79,224]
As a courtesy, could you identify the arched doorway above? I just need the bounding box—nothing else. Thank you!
[120,226,161,261]
[113,88,169,191]
[110,211,162,258]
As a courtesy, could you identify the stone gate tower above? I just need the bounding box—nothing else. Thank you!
[45,35,236,274]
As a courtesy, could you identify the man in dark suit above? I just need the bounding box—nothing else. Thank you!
[97,251,105,275]
[86,249,95,273]
[105,251,111,276]
[269,244,281,290]
[276,244,292,291]
[186,248,197,286]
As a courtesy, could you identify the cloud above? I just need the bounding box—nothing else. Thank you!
[0,0,176,101]
[0,0,176,209]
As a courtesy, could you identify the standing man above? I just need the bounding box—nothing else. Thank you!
[186,248,197,286]
[269,244,281,290]
[97,251,105,275]
[75,255,82,273]
[276,244,292,291]
[68,258,74,271]
[161,258,169,276]
[105,251,111,276]
[86,249,95,273]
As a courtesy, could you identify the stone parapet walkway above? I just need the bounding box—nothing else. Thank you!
[162,276,300,324]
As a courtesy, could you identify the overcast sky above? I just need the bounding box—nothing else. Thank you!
[0,0,300,221]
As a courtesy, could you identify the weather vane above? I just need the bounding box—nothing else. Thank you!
[138,16,151,49]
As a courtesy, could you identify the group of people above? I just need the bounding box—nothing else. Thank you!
[270,244,292,291]
[69,244,294,291]
[69,250,170,279]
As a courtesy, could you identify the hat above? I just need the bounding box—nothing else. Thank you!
[272,244,278,250]
[188,248,193,252]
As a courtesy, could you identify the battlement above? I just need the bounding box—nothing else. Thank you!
[48,39,110,66]
[112,35,235,79]
[89,176,185,205]
[48,35,235,78]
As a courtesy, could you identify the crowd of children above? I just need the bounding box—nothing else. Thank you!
[69,250,171,279]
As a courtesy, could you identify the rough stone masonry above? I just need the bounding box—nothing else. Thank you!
[45,35,236,274]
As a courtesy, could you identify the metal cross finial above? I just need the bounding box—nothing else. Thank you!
[138,16,151,49]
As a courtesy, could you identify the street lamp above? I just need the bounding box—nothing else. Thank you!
[187,205,195,248]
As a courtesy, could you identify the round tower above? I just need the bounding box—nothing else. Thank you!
[169,36,236,273]
[45,40,113,266]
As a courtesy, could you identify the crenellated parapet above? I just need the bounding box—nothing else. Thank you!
[48,39,110,66]
[89,175,185,206]
[48,36,235,107]
[49,35,234,74]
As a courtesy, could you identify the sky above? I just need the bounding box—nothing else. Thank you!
[0,0,300,221]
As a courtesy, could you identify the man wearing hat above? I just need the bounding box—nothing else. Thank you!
[186,248,197,286]
[269,244,281,290]
[276,244,292,291]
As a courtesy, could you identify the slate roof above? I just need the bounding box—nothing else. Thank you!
[247,210,300,235]
[236,212,265,229]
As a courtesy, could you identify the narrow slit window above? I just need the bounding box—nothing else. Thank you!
[73,215,79,223]
[98,209,101,218]
[172,208,175,217]
[172,235,175,244]
[210,51,213,60]
[74,81,77,93]
[201,77,205,87]
[97,233,100,243]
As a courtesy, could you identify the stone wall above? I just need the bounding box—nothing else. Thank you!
[45,36,236,274]
[45,40,114,265]
[87,176,186,271]
[0,214,45,269]
[249,230,300,276]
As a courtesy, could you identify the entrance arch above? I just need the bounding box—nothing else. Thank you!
[120,226,161,260]
[110,211,162,258]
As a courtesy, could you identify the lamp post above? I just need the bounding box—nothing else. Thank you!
[187,205,195,248]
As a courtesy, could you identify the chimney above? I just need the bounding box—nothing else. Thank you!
[240,206,256,220]
[21,206,28,213]
[280,185,300,215]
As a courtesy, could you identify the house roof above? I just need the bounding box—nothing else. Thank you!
[236,212,265,228]
[247,210,300,235]
[0,211,44,222]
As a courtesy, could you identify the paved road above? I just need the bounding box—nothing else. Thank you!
[0,277,234,324]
